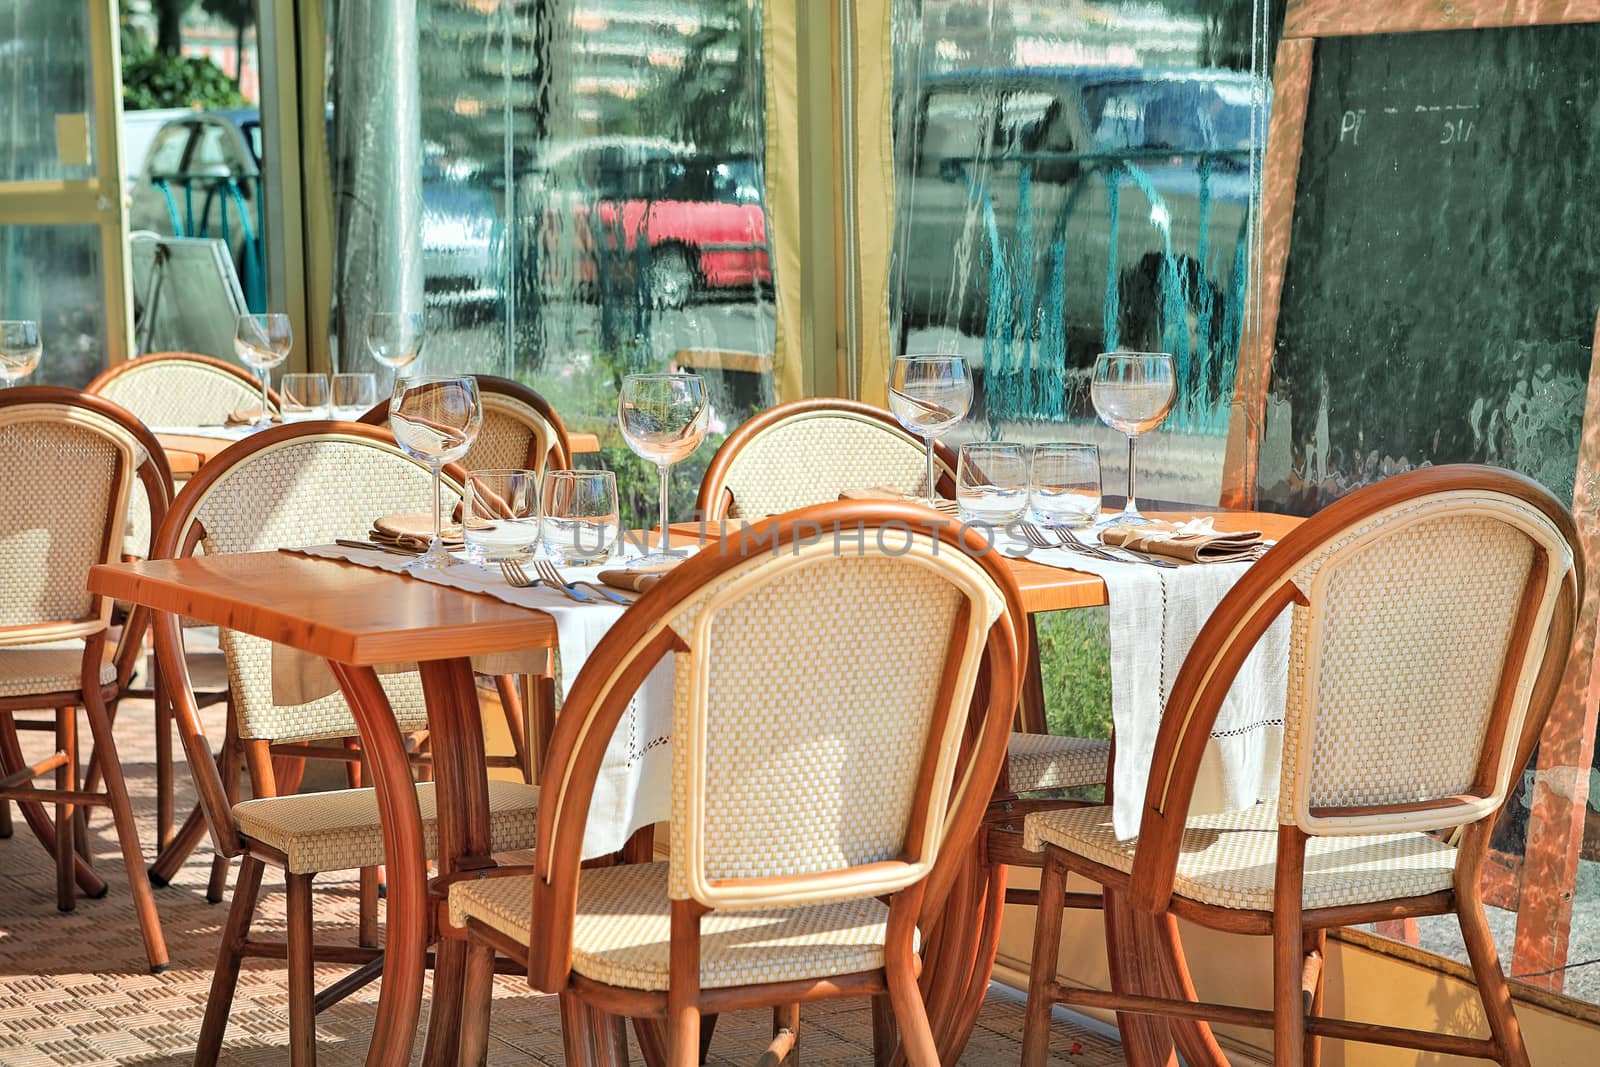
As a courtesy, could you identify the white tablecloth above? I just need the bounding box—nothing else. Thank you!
[277,544,676,857]
[997,527,1290,838]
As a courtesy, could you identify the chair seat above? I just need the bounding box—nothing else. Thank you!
[450,861,909,991]
[1005,733,1110,792]
[235,779,538,874]
[1024,801,1459,912]
[0,643,117,699]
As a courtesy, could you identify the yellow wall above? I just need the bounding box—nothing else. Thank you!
[998,868,1599,1065]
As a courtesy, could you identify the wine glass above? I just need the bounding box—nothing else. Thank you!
[389,376,483,569]
[365,311,425,386]
[1090,352,1175,527]
[887,354,972,507]
[618,373,709,564]
[234,313,292,428]
[331,372,378,419]
[0,320,42,387]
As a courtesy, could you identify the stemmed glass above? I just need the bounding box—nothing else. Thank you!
[0,320,42,386]
[887,354,972,507]
[389,376,483,569]
[618,373,709,564]
[1090,351,1175,527]
[365,311,425,387]
[234,313,292,427]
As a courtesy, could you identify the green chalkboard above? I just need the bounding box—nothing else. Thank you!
[1255,22,1600,514]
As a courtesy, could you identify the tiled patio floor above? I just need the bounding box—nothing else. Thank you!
[0,695,1122,1065]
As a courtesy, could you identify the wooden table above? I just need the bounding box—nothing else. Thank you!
[157,430,601,478]
[91,508,1298,1066]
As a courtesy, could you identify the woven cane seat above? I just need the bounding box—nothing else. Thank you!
[450,861,912,991]
[0,643,117,699]
[1024,801,1458,912]
[1005,733,1110,793]
[234,779,538,874]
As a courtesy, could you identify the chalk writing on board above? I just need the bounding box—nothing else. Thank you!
[1338,104,1479,148]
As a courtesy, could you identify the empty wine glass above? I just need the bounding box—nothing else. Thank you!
[279,373,330,421]
[0,320,42,387]
[1090,352,1175,527]
[331,372,378,419]
[365,311,425,386]
[389,375,482,569]
[887,354,972,507]
[234,313,292,428]
[618,373,709,565]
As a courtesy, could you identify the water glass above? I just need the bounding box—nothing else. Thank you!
[956,442,1028,525]
[465,469,540,563]
[390,375,483,569]
[279,373,330,421]
[542,469,620,566]
[0,320,42,386]
[331,372,378,419]
[234,313,292,427]
[1031,443,1101,528]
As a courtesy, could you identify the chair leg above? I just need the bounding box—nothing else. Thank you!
[0,795,11,838]
[195,855,266,1067]
[494,674,531,782]
[55,706,78,912]
[560,992,628,1067]
[154,675,175,849]
[1272,829,1308,1067]
[285,872,318,1067]
[457,937,497,1067]
[208,725,245,904]
[0,709,106,896]
[83,685,169,971]
[1460,893,1531,1066]
[886,935,939,1067]
[1022,849,1067,1067]
[870,993,897,1067]
[342,745,381,949]
[771,1004,799,1064]
[669,900,703,1067]
[1303,929,1325,1067]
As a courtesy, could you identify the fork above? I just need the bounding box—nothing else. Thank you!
[1056,524,1178,569]
[1017,521,1129,566]
[532,559,629,605]
[499,557,590,601]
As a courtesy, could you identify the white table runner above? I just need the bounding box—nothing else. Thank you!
[277,544,677,857]
[997,528,1290,838]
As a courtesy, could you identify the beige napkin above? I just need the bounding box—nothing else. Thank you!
[597,561,678,594]
[839,486,960,516]
[1101,517,1266,564]
[372,512,464,552]
[225,407,281,426]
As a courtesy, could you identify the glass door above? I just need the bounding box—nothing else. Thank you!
[0,0,129,386]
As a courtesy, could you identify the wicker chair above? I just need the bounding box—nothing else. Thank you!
[1021,465,1581,1067]
[448,503,1026,1066]
[697,398,1110,838]
[86,351,278,428]
[147,421,540,1066]
[360,373,572,477]
[0,386,173,972]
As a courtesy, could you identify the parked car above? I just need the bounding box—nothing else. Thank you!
[519,138,771,309]
[127,111,503,315]
[894,67,1259,352]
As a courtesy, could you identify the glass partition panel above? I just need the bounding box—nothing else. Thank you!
[890,1,1277,506]
[0,224,108,387]
[324,0,775,526]
[0,2,97,183]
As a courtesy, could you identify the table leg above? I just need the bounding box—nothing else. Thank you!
[1103,888,1179,1067]
[419,658,493,1067]
[329,663,430,1067]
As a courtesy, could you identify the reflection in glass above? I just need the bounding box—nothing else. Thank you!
[0,225,106,388]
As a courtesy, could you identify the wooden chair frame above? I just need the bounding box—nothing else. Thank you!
[1022,465,1583,1067]
[454,503,1026,1067]
[144,420,500,1064]
[0,386,175,972]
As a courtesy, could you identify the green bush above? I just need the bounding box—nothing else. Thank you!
[1034,608,1113,740]
[123,52,246,111]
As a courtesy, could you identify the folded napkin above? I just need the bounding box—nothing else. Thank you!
[371,512,464,551]
[839,486,960,516]
[225,407,281,426]
[1101,517,1266,564]
[597,561,679,594]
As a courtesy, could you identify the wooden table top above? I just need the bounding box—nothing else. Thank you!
[89,552,557,666]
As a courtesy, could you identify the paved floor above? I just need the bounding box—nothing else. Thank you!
[0,696,1121,1065]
